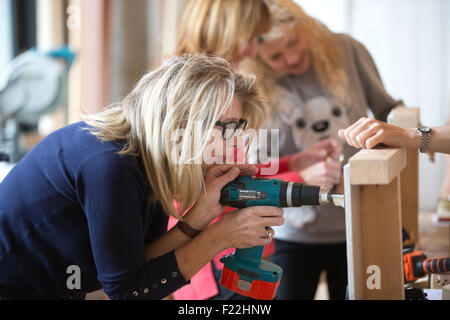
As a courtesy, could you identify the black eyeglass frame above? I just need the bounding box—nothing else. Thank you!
[214,119,248,140]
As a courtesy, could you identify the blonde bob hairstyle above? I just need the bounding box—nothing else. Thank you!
[176,0,271,62]
[83,55,267,219]
[242,0,348,104]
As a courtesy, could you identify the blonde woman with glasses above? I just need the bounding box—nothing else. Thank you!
[0,55,284,300]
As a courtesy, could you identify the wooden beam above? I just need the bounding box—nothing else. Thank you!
[349,148,406,185]
[359,177,404,299]
[344,165,363,299]
[66,0,110,120]
[36,0,67,134]
[388,107,420,244]
[80,0,110,114]
[109,0,149,102]
[37,0,65,50]
[345,148,406,300]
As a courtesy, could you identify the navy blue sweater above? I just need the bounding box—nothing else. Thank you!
[0,122,188,299]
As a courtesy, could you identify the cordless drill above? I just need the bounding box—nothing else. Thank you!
[402,229,450,283]
[403,251,450,283]
[219,176,343,300]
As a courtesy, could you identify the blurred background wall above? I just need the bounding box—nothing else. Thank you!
[0,0,13,72]
[0,0,449,211]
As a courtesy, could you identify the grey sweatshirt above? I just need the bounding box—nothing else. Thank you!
[266,33,403,244]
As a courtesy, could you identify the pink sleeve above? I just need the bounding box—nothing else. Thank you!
[255,155,299,177]
[255,158,303,183]
[278,155,293,173]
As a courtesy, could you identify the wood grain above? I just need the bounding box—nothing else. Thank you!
[349,148,406,185]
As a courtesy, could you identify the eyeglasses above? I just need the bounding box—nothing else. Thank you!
[215,119,248,140]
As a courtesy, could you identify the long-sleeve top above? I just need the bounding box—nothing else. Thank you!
[0,122,189,299]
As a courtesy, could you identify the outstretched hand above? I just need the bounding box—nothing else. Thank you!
[338,118,413,149]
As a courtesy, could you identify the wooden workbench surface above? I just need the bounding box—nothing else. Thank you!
[418,211,450,257]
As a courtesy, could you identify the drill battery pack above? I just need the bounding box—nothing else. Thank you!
[220,253,282,300]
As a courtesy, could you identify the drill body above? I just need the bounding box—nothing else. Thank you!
[219,176,331,300]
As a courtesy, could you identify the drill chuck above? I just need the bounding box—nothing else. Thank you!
[279,181,322,207]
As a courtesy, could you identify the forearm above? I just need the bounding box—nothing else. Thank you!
[174,222,228,281]
[145,226,191,261]
[144,217,228,282]
[405,126,450,154]
[145,206,213,261]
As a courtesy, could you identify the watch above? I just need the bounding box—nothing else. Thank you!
[417,126,432,153]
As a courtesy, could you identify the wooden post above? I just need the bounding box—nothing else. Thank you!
[37,0,65,50]
[388,107,420,244]
[67,0,82,124]
[36,0,67,134]
[109,0,149,102]
[80,0,110,114]
[345,148,407,299]
[66,0,110,122]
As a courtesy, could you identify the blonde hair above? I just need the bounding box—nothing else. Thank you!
[242,0,348,105]
[176,0,271,62]
[83,55,267,219]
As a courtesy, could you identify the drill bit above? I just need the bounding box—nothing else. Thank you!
[319,187,345,208]
[331,194,345,208]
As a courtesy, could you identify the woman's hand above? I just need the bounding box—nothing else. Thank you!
[299,160,342,190]
[217,206,285,249]
[289,138,343,172]
[338,117,417,150]
[183,163,258,230]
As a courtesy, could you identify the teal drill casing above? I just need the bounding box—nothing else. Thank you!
[222,176,282,207]
[220,176,323,209]
[219,176,324,299]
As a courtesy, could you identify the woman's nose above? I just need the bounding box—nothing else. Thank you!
[285,52,300,65]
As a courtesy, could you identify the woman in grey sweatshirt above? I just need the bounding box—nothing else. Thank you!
[243,0,402,299]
